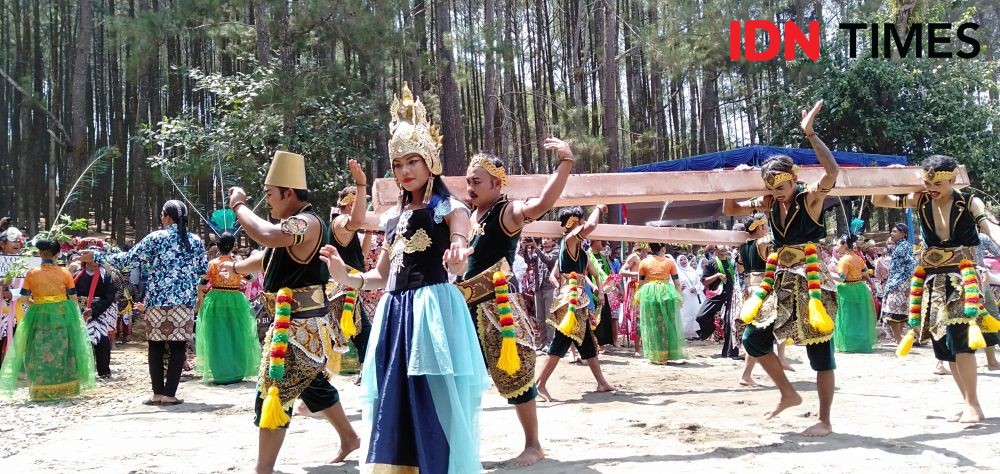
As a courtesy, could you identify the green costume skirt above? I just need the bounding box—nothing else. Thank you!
[195,289,261,384]
[637,281,685,363]
[834,281,877,353]
[0,299,96,400]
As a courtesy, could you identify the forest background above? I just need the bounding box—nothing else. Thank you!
[0,0,995,241]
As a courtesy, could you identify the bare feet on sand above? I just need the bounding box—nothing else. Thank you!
[510,446,545,467]
[947,406,984,423]
[537,385,555,402]
[801,421,833,437]
[595,383,615,393]
[988,364,1000,371]
[934,367,950,375]
[740,378,761,388]
[764,392,803,419]
[781,360,795,371]
[330,435,362,463]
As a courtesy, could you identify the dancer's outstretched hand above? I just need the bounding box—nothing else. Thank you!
[442,243,474,274]
[228,187,248,209]
[544,137,574,162]
[801,100,824,136]
[319,245,350,283]
[348,159,367,187]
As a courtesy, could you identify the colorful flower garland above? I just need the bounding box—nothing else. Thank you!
[557,272,580,335]
[804,244,834,333]
[960,259,987,349]
[259,288,293,429]
[492,271,520,376]
[340,287,359,338]
[897,266,925,357]
[739,252,778,324]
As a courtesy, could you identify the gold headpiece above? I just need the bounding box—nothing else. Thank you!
[338,193,356,207]
[764,165,799,189]
[924,169,956,183]
[634,241,650,251]
[469,154,509,187]
[563,216,580,229]
[747,216,767,232]
[388,82,443,176]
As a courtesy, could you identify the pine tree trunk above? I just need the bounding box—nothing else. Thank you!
[433,0,466,175]
[481,0,497,154]
[253,0,270,64]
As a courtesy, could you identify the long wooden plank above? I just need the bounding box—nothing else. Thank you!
[371,166,969,212]
[355,213,748,245]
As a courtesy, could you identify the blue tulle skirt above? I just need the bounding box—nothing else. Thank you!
[361,282,490,473]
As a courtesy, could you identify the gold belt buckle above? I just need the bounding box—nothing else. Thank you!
[777,247,804,267]
[923,248,955,268]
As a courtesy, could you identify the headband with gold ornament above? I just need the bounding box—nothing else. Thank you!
[563,215,580,229]
[388,82,443,176]
[924,169,956,183]
[764,165,799,189]
[634,241,650,251]
[469,154,509,187]
[338,193,356,207]
[747,216,767,232]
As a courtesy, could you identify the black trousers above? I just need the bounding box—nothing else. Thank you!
[695,293,731,340]
[148,340,186,397]
[351,306,373,364]
[94,335,112,376]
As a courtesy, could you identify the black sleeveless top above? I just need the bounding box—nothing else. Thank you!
[917,189,980,248]
[383,198,464,292]
[769,183,825,247]
[738,239,767,273]
[263,205,330,292]
[558,237,588,275]
[330,214,367,273]
[464,196,520,279]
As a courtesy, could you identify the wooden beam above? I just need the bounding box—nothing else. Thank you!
[356,212,748,246]
[371,166,970,212]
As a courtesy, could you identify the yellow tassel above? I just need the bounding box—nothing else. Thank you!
[983,314,1000,332]
[258,386,289,430]
[739,294,764,324]
[496,337,520,376]
[968,323,987,350]
[557,308,578,336]
[340,311,357,338]
[896,329,916,357]
[808,298,834,334]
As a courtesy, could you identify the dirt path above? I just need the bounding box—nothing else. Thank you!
[2,340,999,473]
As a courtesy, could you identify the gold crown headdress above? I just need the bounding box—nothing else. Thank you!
[634,241,650,251]
[563,215,580,229]
[924,169,956,183]
[764,165,799,189]
[338,193,356,207]
[469,154,509,187]
[388,82,443,176]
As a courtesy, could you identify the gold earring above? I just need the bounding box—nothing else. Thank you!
[423,178,434,204]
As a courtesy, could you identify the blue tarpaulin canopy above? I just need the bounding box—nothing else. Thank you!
[620,145,907,173]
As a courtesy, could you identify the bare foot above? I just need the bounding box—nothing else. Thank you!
[510,446,545,467]
[934,367,951,375]
[330,435,361,463]
[595,383,615,393]
[764,392,803,419]
[801,421,833,437]
[740,378,761,388]
[988,364,1000,371]
[949,407,985,423]
[947,411,964,422]
[537,385,555,402]
[781,360,795,372]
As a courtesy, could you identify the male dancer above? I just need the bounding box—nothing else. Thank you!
[873,154,1000,423]
[723,100,839,437]
[535,205,615,401]
[460,137,575,466]
[224,151,360,473]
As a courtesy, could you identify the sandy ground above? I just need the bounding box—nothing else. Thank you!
[2,338,1000,474]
